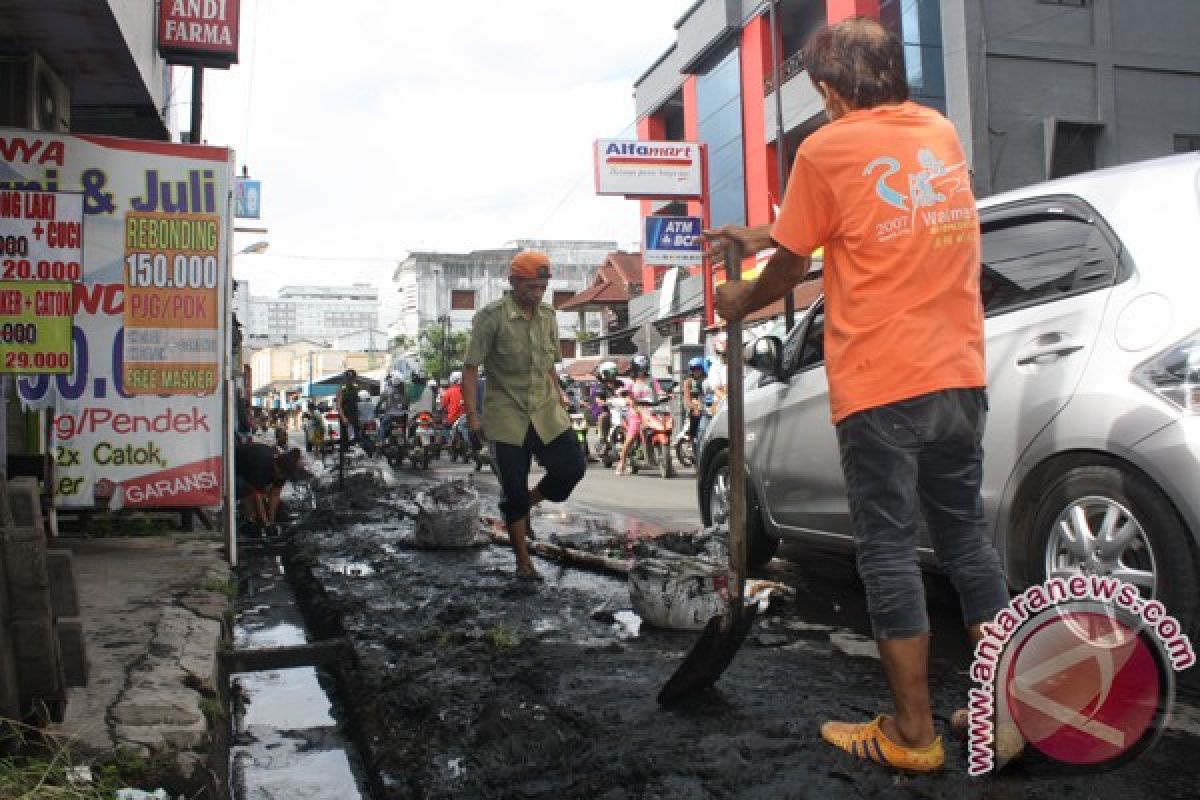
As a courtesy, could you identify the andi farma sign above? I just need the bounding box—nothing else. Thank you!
[594,139,704,199]
[158,0,241,67]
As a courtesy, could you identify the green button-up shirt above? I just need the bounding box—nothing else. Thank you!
[464,293,570,447]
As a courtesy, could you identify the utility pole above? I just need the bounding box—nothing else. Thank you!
[438,314,450,379]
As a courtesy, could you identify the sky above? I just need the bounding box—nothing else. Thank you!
[194,0,697,320]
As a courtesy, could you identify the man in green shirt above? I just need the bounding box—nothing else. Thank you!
[463,250,586,579]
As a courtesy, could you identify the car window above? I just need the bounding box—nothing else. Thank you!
[786,301,825,373]
[980,212,1117,316]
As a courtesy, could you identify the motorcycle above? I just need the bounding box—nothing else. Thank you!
[408,410,437,470]
[602,397,674,478]
[447,416,472,463]
[358,417,379,457]
[674,424,696,468]
[379,410,422,470]
[569,410,590,462]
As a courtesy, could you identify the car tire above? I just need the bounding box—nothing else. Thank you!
[701,447,779,569]
[1026,463,1198,634]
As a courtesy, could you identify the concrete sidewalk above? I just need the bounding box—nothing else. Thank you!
[49,534,230,784]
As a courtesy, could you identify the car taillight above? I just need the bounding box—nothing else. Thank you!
[1132,332,1200,413]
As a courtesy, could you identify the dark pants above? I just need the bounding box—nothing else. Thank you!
[835,388,1010,640]
[491,426,586,524]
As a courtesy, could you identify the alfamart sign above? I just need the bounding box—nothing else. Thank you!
[594,139,704,199]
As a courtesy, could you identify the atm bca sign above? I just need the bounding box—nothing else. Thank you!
[594,139,704,199]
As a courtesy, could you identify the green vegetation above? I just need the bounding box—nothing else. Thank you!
[485,624,519,650]
[418,324,469,380]
[0,721,179,798]
[198,575,237,601]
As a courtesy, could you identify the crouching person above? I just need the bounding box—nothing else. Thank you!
[462,250,586,580]
[235,442,308,536]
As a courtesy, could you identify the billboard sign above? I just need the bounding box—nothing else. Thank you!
[0,189,83,374]
[643,215,703,267]
[1,128,234,510]
[158,0,241,67]
[234,177,260,218]
[594,139,704,198]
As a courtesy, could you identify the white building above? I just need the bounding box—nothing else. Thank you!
[392,239,612,358]
[242,283,381,346]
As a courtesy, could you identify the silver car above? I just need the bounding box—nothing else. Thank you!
[699,153,1200,632]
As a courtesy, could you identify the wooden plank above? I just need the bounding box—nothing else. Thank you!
[490,531,631,575]
[220,639,351,673]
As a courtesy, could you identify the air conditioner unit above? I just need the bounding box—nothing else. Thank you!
[28,52,70,132]
[0,51,71,132]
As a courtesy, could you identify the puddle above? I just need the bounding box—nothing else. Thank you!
[230,551,371,800]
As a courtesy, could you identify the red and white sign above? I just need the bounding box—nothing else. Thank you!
[2,128,234,509]
[594,139,704,199]
[158,0,241,67]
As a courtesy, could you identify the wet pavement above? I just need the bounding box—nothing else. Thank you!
[246,452,1200,798]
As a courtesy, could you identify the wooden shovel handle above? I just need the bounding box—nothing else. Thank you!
[724,241,748,605]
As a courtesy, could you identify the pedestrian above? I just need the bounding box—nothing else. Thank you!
[462,250,586,580]
[336,369,361,448]
[707,16,1011,773]
[235,442,309,535]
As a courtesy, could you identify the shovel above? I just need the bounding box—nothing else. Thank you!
[658,239,757,707]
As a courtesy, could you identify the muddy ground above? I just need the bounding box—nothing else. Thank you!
[282,463,1200,799]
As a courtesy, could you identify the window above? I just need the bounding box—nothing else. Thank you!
[980,211,1116,315]
[1038,0,1087,6]
[552,291,574,309]
[790,303,825,373]
[559,338,575,359]
[450,290,475,311]
[1174,133,1200,153]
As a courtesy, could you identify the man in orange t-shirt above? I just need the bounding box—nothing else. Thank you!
[709,17,1009,773]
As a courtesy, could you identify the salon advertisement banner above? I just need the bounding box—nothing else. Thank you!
[0,129,233,509]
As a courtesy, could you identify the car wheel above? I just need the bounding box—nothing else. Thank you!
[702,447,778,569]
[1027,464,1197,633]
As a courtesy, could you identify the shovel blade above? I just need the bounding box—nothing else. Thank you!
[656,601,758,707]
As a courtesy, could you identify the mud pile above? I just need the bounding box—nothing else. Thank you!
[285,470,1200,799]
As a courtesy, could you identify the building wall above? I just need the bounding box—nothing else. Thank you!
[242,284,381,344]
[943,0,1200,196]
[637,0,1200,213]
[391,240,609,343]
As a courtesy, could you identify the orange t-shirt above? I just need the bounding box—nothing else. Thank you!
[771,101,985,424]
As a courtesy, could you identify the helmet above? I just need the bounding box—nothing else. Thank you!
[687,356,707,374]
[448,370,462,385]
[713,332,728,356]
[428,379,438,389]
[357,389,370,400]
[631,354,650,376]
[596,360,618,381]
[388,371,405,388]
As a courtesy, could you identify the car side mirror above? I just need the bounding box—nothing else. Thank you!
[744,336,783,380]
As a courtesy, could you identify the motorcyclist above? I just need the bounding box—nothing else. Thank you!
[441,371,467,452]
[593,360,628,459]
[682,356,709,446]
[615,354,658,475]
[378,371,410,447]
[706,332,729,417]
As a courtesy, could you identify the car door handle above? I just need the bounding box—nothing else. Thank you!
[1016,336,1085,365]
